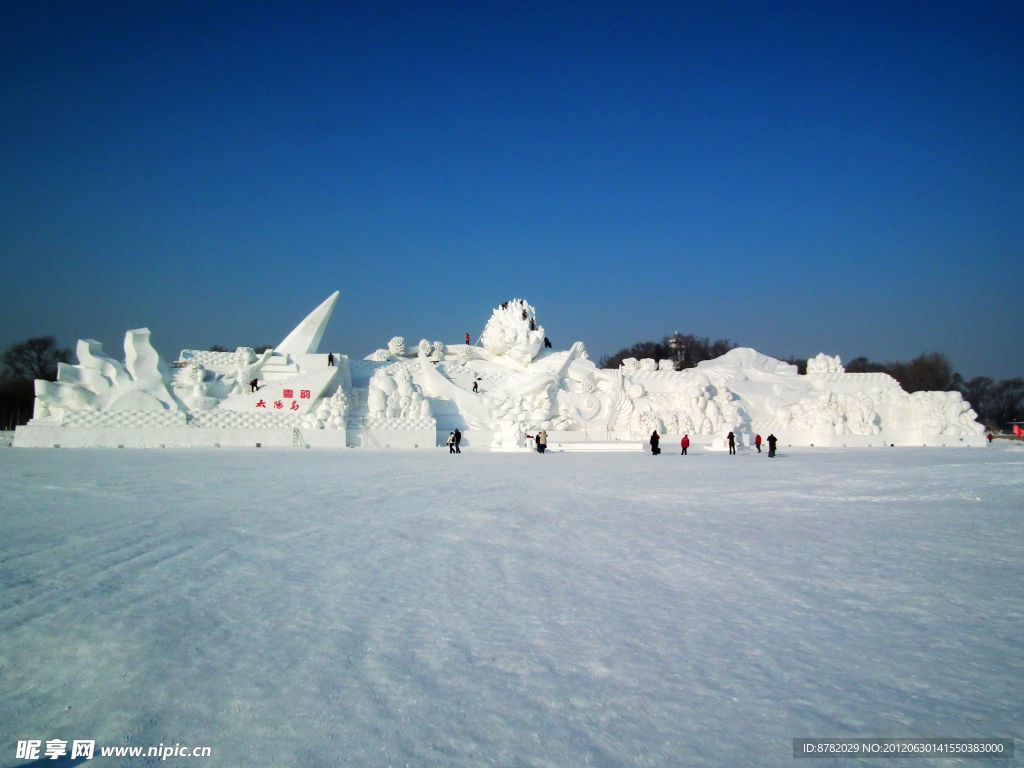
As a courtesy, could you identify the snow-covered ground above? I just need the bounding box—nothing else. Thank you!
[1,445,1021,767]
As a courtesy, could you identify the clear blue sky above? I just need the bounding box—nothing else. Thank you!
[2,1,1022,379]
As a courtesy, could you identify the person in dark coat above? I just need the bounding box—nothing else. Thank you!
[472,380,478,393]
[680,434,690,455]
[327,352,335,366]
[767,434,777,457]
[453,428,462,453]
[754,434,762,453]
[250,378,259,393]
[650,429,661,455]
[727,431,736,455]
[544,336,552,348]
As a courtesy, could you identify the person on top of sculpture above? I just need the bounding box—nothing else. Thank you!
[650,429,661,455]
[465,333,471,345]
[250,378,259,393]
[727,431,736,455]
[327,352,335,367]
[472,380,478,393]
[544,336,552,348]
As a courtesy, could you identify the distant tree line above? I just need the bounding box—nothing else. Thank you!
[599,336,1023,430]
[1,334,1021,431]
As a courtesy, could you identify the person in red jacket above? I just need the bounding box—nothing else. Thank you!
[754,434,762,453]
[680,434,690,455]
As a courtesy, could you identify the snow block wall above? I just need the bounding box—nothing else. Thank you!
[14,294,986,449]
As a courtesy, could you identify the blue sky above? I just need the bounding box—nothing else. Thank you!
[2,1,1021,379]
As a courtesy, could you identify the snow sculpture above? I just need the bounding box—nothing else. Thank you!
[302,386,349,429]
[15,292,986,450]
[276,290,339,354]
[34,330,180,419]
[479,299,544,365]
[366,366,432,420]
[388,337,407,357]
[807,353,844,376]
[228,346,273,395]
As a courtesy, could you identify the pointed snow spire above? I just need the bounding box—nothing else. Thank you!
[276,291,340,354]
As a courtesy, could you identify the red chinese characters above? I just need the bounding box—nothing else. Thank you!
[274,400,284,410]
[256,400,266,408]
[290,401,299,411]
[300,390,310,399]
[283,389,294,399]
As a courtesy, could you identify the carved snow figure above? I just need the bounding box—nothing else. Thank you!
[639,358,658,371]
[327,387,349,428]
[229,346,272,395]
[366,370,395,418]
[479,299,544,365]
[178,362,219,411]
[620,357,640,371]
[418,339,432,357]
[431,341,446,361]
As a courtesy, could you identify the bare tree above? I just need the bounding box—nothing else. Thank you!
[2,336,70,382]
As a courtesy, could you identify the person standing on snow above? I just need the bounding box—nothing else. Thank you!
[650,429,661,455]
[767,434,778,458]
[680,434,690,455]
[537,430,548,454]
[727,431,736,455]
[447,432,456,454]
[453,428,462,453]
[754,434,762,453]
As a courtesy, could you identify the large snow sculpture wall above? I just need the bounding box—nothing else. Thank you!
[15,293,986,449]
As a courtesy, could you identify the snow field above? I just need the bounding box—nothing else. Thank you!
[1,445,1021,767]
